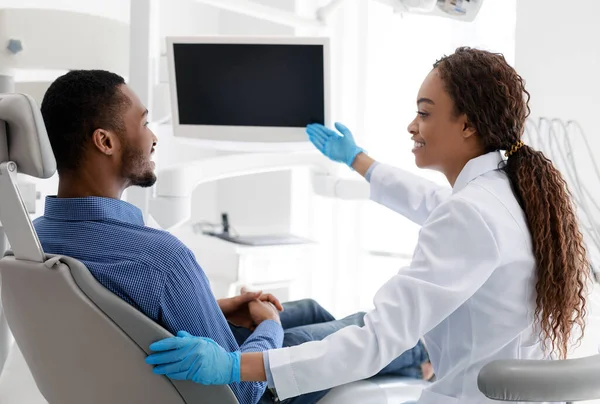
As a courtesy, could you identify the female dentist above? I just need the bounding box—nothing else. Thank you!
[145,47,591,403]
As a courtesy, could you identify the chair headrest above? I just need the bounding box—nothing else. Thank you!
[0,93,56,178]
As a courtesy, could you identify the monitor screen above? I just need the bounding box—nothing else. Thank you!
[167,36,330,147]
[173,43,325,128]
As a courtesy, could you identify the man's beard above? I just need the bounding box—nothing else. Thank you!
[121,145,157,188]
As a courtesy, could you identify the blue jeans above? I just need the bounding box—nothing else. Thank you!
[229,299,429,404]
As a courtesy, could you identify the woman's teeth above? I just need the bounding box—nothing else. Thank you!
[414,141,425,149]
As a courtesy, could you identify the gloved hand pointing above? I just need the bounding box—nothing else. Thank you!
[306,122,364,167]
[146,331,240,385]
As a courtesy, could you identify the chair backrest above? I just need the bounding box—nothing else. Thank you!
[0,93,238,403]
[0,233,11,377]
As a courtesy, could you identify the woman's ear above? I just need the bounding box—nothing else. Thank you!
[462,119,477,139]
[91,129,119,156]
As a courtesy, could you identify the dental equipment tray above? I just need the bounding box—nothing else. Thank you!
[211,233,312,246]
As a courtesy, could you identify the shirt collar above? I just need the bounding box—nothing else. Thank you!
[453,151,505,194]
[43,196,145,226]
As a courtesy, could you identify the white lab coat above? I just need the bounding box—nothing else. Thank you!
[267,151,547,403]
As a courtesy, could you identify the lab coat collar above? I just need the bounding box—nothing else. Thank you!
[452,151,505,194]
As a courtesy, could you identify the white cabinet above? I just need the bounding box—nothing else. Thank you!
[173,227,316,302]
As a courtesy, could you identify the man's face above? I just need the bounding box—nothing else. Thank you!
[118,85,157,188]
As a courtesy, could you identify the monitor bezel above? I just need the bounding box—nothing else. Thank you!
[166,35,331,145]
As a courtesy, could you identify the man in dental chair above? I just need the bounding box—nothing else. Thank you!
[33,70,432,404]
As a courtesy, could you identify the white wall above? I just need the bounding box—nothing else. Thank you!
[515,0,600,264]
[218,0,294,35]
[1,8,129,76]
[0,0,130,22]
[515,0,600,195]
[515,0,600,148]
[158,0,220,54]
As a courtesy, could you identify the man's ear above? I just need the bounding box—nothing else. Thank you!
[91,129,119,156]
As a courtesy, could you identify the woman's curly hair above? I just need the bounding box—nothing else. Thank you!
[434,47,590,359]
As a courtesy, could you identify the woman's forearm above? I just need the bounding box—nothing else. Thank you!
[352,152,376,178]
[240,352,268,382]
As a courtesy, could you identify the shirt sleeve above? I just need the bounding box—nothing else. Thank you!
[266,197,501,400]
[365,161,380,182]
[159,245,283,404]
[369,163,451,225]
[263,351,276,388]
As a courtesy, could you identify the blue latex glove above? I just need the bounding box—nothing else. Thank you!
[306,122,364,167]
[145,331,240,385]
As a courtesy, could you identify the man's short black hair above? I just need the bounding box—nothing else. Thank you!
[41,70,130,172]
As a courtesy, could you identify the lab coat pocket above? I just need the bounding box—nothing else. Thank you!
[417,389,459,404]
[518,341,544,360]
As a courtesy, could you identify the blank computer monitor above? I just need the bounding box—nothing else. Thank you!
[166,36,330,146]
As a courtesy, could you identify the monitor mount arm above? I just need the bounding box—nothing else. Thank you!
[148,151,370,230]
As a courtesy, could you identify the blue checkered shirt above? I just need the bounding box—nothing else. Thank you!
[33,196,283,404]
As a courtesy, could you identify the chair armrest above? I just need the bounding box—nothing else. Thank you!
[478,354,600,402]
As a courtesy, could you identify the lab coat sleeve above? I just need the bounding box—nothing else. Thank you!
[369,163,452,225]
[267,197,501,400]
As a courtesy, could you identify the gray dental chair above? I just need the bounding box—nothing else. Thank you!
[0,92,430,403]
[0,93,239,403]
